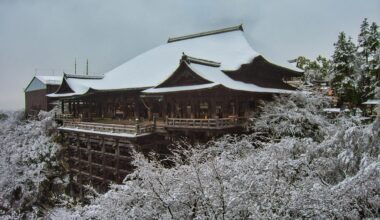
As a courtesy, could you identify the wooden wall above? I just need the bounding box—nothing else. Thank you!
[25,85,59,116]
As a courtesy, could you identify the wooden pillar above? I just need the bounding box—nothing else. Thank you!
[101,136,106,184]
[112,97,116,118]
[87,135,92,184]
[235,96,239,116]
[67,100,69,114]
[115,139,120,183]
[162,98,167,119]
[133,96,140,120]
[61,100,65,114]
[74,100,77,117]
[88,98,91,118]
[76,133,83,201]
[171,99,176,118]
[69,99,76,117]
[210,97,216,119]
[123,96,128,119]
[190,99,195,118]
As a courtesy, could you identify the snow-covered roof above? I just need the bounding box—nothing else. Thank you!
[47,74,103,98]
[91,26,262,91]
[35,76,62,85]
[362,99,380,105]
[48,25,303,98]
[25,75,63,92]
[144,60,296,94]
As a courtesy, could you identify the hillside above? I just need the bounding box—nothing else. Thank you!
[0,92,379,219]
[48,93,380,219]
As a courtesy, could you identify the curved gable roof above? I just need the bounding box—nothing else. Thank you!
[49,25,303,97]
[90,26,260,91]
[144,59,296,94]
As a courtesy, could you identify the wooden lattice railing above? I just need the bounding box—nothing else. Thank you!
[166,117,246,129]
[61,121,155,135]
[55,113,74,121]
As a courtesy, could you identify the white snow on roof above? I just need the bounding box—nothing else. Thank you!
[65,78,94,94]
[47,77,101,98]
[363,99,380,105]
[89,30,259,91]
[144,83,220,93]
[47,92,77,98]
[35,76,62,85]
[144,62,296,94]
[49,26,302,97]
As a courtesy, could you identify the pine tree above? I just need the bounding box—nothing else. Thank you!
[368,22,380,85]
[331,32,358,106]
[368,22,380,55]
[357,20,380,102]
[356,19,373,103]
[358,18,370,64]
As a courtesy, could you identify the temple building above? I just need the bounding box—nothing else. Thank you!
[41,24,304,187]
[25,75,62,116]
[48,24,303,136]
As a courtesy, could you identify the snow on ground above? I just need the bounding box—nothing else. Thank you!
[0,92,378,219]
[0,110,62,219]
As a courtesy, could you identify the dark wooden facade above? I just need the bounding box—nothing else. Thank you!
[58,57,299,127]
[60,90,147,120]
[25,84,60,116]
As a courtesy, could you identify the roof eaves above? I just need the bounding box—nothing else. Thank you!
[167,24,244,43]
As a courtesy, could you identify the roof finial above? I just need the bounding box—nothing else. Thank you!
[74,58,77,75]
[86,59,89,75]
[181,52,188,63]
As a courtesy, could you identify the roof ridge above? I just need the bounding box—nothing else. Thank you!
[64,73,103,80]
[35,75,62,85]
[168,24,244,43]
[181,53,221,67]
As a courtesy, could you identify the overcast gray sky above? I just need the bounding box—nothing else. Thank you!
[0,0,379,110]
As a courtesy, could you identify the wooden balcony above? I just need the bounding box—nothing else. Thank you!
[57,114,247,137]
[165,117,246,130]
[59,121,155,137]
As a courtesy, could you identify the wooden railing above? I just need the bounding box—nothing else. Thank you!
[166,117,246,129]
[55,113,74,121]
[61,121,155,135]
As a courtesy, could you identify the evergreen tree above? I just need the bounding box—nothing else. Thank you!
[356,19,373,103]
[331,32,358,106]
[296,55,331,83]
[368,22,380,84]
[356,20,380,101]
[368,22,380,55]
[358,18,370,64]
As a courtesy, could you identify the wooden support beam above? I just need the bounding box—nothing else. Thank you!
[76,133,83,201]
[71,157,130,174]
[71,169,111,184]
[210,98,216,118]
[101,136,106,184]
[67,145,131,160]
[61,100,65,114]
[115,139,120,183]
[87,135,92,184]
